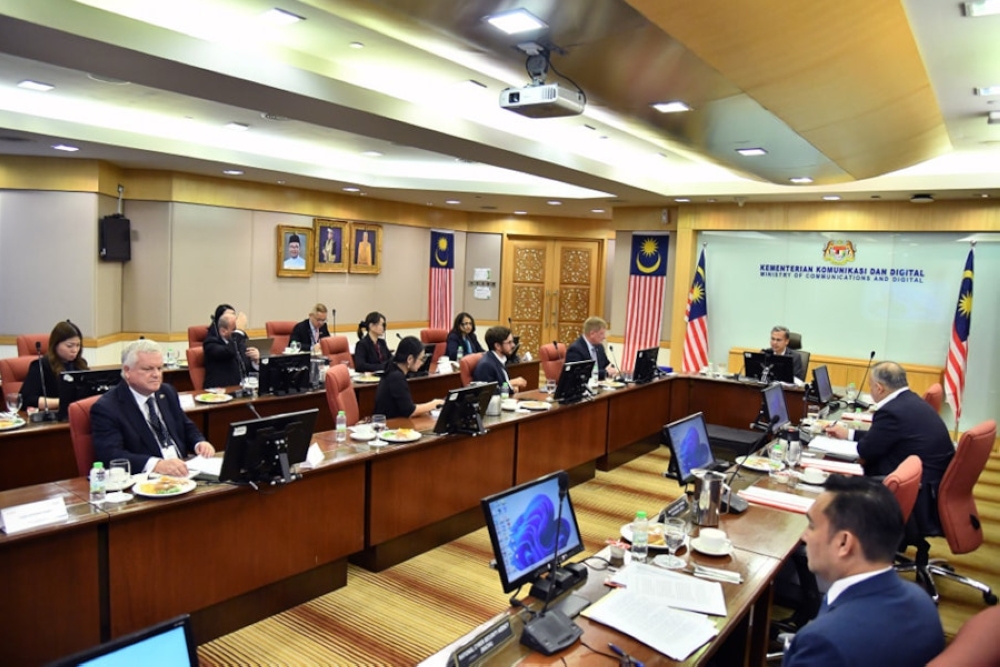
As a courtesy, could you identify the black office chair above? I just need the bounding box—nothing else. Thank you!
[788,332,810,377]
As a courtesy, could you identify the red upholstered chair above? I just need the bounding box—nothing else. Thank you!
[898,419,997,604]
[187,325,210,348]
[186,347,206,392]
[320,335,354,369]
[420,328,448,366]
[68,395,101,477]
[16,333,49,357]
[0,356,35,398]
[539,342,567,382]
[922,383,944,414]
[459,353,483,387]
[927,606,1000,667]
[324,363,360,426]
[265,320,296,355]
[882,455,922,523]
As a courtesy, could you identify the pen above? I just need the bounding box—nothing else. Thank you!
[608,642,645,667]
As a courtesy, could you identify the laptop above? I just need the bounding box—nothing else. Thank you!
[246,336,275,357]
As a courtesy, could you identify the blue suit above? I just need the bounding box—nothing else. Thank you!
[783,570,943,667]
[565,336,612,380]
[472,352,509,393]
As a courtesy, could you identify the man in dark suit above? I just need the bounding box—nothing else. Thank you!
[768,325,805,381]
[203,311,259,388]
[565,316,618,380]
[92,339,215,477]
[783,475,944,666]
[290,303,331,354]
[472,326,527,394]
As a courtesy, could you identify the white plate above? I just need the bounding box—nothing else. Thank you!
[501,400,519,411]
[350,430,376,442]
[518,400,551,411]
[620,522,674,551]
[735,455,785,473]
[800,470,829,485]
[691,536,733,557]
[0,416,27,431]
[353,374,381,384]
[195,393,234,404]
[600,381,626,389]
[106,475,136,492]
[133,477,197,498]
[379,429,421,443]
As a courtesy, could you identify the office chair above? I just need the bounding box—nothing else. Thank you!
[265,320,296,355]
[539,342,567,382]
[926,605,1000,666]
[324,364,360,426]
[897,419,997,605]
[187,325,210,349]
[922,383,944,414]
[16,333,49,357]
[185,347,206,392]
[787,331,810,377]
[68,395,101,477]
[459,353,483,386]
[419,328,448,366]
[883,455,922,523]
[320,335,354,369]
[0,355,34,397]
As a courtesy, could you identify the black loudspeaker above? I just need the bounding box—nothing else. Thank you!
[99,215,131,262]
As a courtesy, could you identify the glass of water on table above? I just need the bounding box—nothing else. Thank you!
[371,414,387,442]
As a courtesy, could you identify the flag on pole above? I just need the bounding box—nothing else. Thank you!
[944,247,974,419]
[622,234,669,372]
[428,230,454,330]
[682,248,709,374]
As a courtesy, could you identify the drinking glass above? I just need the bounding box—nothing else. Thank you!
[5,393,22,417]
[545,379,556,394]
[107,459,132,503]
[371,414,387,441]
[655,517,687,569]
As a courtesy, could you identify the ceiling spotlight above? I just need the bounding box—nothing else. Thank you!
[225,122,250,131]
[822,195,841,201]
[963,0,1000,17]
[445,199,461,205]
[975,85,1000,96]
[674,198,691,203]
[790,176,813,184]
[736,147,767,157]
[514,210,528,215]
[910,193,934,204]
[342,186,360,192]
[17,80,54,92]
[591,208,606,213]
[349,41,365,49]
[546,200,562,206]
[989,111,1000,125]
[260,8,304,25]
[52,144,79,152]
[222,169,244,175]
[485,8,547,34]
[651,101,691,114]
[362,150,383,157]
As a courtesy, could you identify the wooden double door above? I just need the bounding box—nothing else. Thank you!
[501,238,604,358]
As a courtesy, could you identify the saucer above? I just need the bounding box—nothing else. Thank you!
[691,536,733,557]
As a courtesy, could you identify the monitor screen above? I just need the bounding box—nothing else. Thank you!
[219,409,318,485]
[433,382,496,435]
[812,365,833,403]
[414,343,437,376]
[743,351,794,384]
[762,383,790,431]
[554,359,594,404]
[259,352,311,395]
[57,369,123,421]
[46,614,197,667]
[632,346,659,384]
[481,471,584,594]
[663,412,715,485]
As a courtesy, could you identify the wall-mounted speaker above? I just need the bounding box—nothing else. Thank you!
[99,214,131,262]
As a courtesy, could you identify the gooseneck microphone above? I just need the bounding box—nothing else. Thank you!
[246,402,263,420]
[607,344,622,382]
[852,351,876,410]
[720,414,779,514]
[30,342,58,423]
[331,308,336,338]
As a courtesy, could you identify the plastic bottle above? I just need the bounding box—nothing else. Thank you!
[89,462,107,505]
[769,438,786,466]
[335,410,347,444]
[500,382,510,401]
[456,347,464,361]
[631,510,649,564]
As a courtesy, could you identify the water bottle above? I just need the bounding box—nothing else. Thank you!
[769,438,786,467]
[89,462,107,505]
[456,348,464,361]
[335,410,347,444]
[500,382,510,401]
[631,510,649,564]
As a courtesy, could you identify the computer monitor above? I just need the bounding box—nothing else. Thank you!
[46,614,197,667]
[57,368,122,421]
[433,382,496,435]
[219,408,318,485]
[632,346,659,384]
[662,412,718,486]
[413,343,437,376]
[553,359,594,404]
[259,352,311,395]
[481,471,585,595]
[762,383,790,432]
[812,365,834,404]
[743,351,795,384]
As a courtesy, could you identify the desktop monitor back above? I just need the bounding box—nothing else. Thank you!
[57,369,123,421]
[433,382,496,435]
[259,352,311,395]
[663,412,717,486]
[46,614,197,667]
[812,365,834,403]
[219,408,318,484]
[632,346,659,384]
[743,351,794,384]
[554,359,594,404]
[762,383,790,431]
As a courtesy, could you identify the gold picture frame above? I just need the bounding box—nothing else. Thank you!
[276,225,314,277]
[349,222,382,274]
[313,218,348,273]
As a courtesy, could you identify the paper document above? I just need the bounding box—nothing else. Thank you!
[807,435,860,460]
[738,486,815,514]
[609,563,727,616]
[802,459,864,476]
[185,456,222,477]
[582,588,718,661]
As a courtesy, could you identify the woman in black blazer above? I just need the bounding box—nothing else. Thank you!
[354,311,391,372]
[20,320,89,411]
[445,312,483,359]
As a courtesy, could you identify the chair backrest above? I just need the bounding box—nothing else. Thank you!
[324,363,360,426]
[937,419,996,555]
[922,383,944,413]
[459,352,484,386]
[882,455,922,523]
[265,320,296,354]
[16,333,49,357]
[320,335,354,369]
[186,347,206,392]
[927,605,1000,667]
[539,342,567,382]
[0,356,35,397]
[788,331,802,350]
[420,328,449,366]
[798,349,811,376]
[187,325,210,348]
[68,395,101,477]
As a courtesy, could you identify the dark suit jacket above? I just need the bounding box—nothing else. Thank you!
[784,570,943,667]
[762,348,805,381]
[373,365,415,419]
[472,352,509,392]
[91,381,206,472]
[354,336,391,373]
[203,329,252,388]
[290,318,330,351]
[565,336,611,379]
[445,331,483,359]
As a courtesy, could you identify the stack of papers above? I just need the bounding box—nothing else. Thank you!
[802,459,864,476]
[738,486,815,514]
[608,563,727,616]
[806,435,860,461]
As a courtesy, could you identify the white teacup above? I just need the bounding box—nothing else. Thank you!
[698,528,730,552]
[802,468,828,485]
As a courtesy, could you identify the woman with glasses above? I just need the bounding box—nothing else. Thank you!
[355,311,391,373]
[20,320,89,411]
[374,336,444,418]
[445,312,483,360]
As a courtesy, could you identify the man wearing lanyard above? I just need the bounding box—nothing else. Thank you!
[473,326,527,394]
[290,303,331,355]
[92,339,215,476]
[565,316,617,380]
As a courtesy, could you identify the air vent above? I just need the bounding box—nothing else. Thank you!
[260,112,289,121]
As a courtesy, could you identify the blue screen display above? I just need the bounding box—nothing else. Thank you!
[79,625,193,667]
[764,384,790,430]
[667,413,714,481]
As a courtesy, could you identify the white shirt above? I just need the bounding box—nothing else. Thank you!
[284,256,306,269]
[128,386,177,472]
[826,566,893,606]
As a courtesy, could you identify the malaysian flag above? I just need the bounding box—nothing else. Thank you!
[622,234,669,372]
[944,248,974,419]
[428,230,454,330]
[682,248,709,374]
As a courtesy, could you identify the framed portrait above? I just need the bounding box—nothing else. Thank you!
[349,222,382,274]
[276,225,314,278]
[313,218,348,273]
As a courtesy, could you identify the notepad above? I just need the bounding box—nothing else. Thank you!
[608,563,727,617]
[738,486,815,514]
[807,435,860,461]
[802,459,864,476]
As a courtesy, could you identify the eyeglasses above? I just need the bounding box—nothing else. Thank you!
[461,320,473,326]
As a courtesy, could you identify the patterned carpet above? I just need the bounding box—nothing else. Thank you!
[198,445,1000,666]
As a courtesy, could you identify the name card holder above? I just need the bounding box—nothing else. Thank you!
[0,497,70,534]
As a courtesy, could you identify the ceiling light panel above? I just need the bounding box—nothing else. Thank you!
[17,80,54,92]
[260,8,304,25]
[736,148,768,157]
[651,101,691,114]
[963,0,1000,17]
[485,9,548,35]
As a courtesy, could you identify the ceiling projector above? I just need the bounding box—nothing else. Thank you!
[499,82,585,118]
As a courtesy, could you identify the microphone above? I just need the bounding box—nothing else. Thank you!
[30,342,58,423]
[246,402,263,419]
[720,414,779,513]
[331,308,336,336]
[850,351,875,410]
[607,344,621,382]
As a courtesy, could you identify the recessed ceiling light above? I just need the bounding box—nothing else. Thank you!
[591,208,605,213]
[225,122,250,131]
[362,150,383,157]
[790,176,813,184]
[651,101,691,114]
[963,0,1000,17]
[260,8,304,25]
[445,199,461,205]
[989,111,1000,125]
[52,144,78,152]
[276,180,285,185]
[910,193,934,204]
[485,8,547,34]
[975,85,1000,96]
[343,186,360,192]
[17,80,54,92]
[349,41,365,49]
[736,147,767,157]
[979,193,990,198]
[223,169,244,175]
[822,195,841,201]
[546,200,562,206]
[514,210,528,215]
[707,198,717,203]
[674,198,691,203]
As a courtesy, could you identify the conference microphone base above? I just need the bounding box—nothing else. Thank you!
[29,411,58,423]
[520,610,582,656]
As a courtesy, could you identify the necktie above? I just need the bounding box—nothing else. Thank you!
[147,397,170,448]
